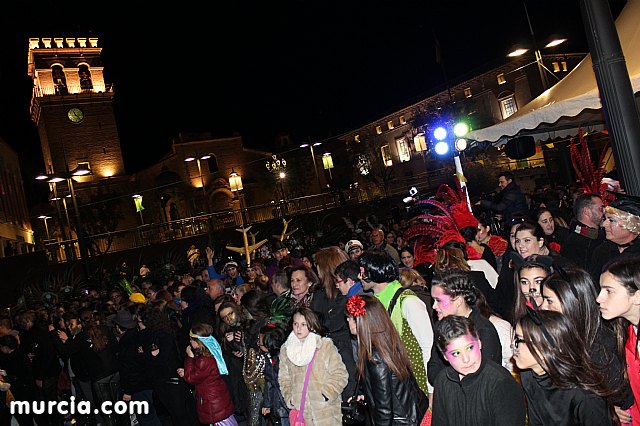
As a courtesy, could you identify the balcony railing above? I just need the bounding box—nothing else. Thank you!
[39,166,456,262]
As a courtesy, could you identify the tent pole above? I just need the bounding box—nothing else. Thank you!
[580,0,640,195]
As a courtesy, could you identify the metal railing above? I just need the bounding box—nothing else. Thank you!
[39,166,457,262]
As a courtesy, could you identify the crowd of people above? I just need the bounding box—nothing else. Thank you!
[1,171,640,426]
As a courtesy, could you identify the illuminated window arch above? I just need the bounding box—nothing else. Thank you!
[78,64,93,91]
[51,64,68,95]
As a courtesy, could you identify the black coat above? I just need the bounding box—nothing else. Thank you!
[19,326,60,380]
[494,249,518,323]
[432,358,526,426]
[117,328,151,394]
[521,371,612,426]
[262,352,289,419]
[560,220,605,271]
[136,328,182,383]
[427,309,502,385]
[311,287,357,400]
[0,348,37,400]
[590,324,634,409]
[53,326,119,382]
[589,238,640,282]
[479,181,528,226]
[363,349,428,425]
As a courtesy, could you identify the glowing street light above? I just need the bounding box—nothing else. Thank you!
[300,141,323,193]
[38,215,51,240]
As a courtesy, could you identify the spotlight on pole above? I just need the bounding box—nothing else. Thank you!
[453,122,469,138]
[435,141,450,156]
[433,126,448,141]
[455,138,468,152]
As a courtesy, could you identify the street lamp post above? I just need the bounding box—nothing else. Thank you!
[38,215,51,240]
[507,1,567,92]
[266,154,288,201]
[185,154,211,212]
[36,163,91,278]
[300,141,323,193]
[229,168,244,225]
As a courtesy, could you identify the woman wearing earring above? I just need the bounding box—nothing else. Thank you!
[596,255,640,425]
[513,309,614,425]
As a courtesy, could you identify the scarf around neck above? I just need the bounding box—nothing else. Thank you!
[191,334,228,375]
[285,332,319,366]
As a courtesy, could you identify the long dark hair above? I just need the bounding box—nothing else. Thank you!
[519,310,612,398]
[602,256,640,379]
[541,267,601,347]
[349,295,412,380]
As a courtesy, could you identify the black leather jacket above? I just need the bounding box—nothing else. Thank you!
[363,349,428,425]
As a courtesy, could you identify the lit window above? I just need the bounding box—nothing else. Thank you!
[552,62,560,73]
[562,61,567,72]
[399,116,406,125]
[354,134,360,143]
[497,73,506,85]
[464,87,472,98]
[500,96,517,118]
[397,139,411,162]
[381,145,392,167]
[376,126,382,135]
[387,120,394,130]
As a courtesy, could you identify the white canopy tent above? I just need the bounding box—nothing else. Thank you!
[468,0,640,146]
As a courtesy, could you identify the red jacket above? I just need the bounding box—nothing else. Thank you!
[626,325,640,426]
[184,355,235,424]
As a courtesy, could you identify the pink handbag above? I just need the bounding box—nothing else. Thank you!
[288,349,318,426]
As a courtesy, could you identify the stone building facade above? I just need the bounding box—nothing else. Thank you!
[0,138,34,257]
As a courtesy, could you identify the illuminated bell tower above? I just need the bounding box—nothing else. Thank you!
[28,37,125,181]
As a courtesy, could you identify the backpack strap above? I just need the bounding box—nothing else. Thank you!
[387,287,408,316]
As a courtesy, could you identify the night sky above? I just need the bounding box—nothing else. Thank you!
[0,0,627,206]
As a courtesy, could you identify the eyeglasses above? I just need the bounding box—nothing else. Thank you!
[513,335,527,349]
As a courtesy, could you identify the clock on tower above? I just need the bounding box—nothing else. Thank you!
[28,37,125,180]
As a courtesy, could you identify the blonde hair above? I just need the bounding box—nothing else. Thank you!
[434,247,470,273]
[399,268,426,289]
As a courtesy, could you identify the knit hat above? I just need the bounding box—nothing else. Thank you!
[129,292,147,304]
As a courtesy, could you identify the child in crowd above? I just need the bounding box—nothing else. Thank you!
[431,315,525,425]
[259,322,289,425]
[178,323,238,426]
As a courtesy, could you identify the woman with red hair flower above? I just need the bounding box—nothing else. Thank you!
[346,295,429,425]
